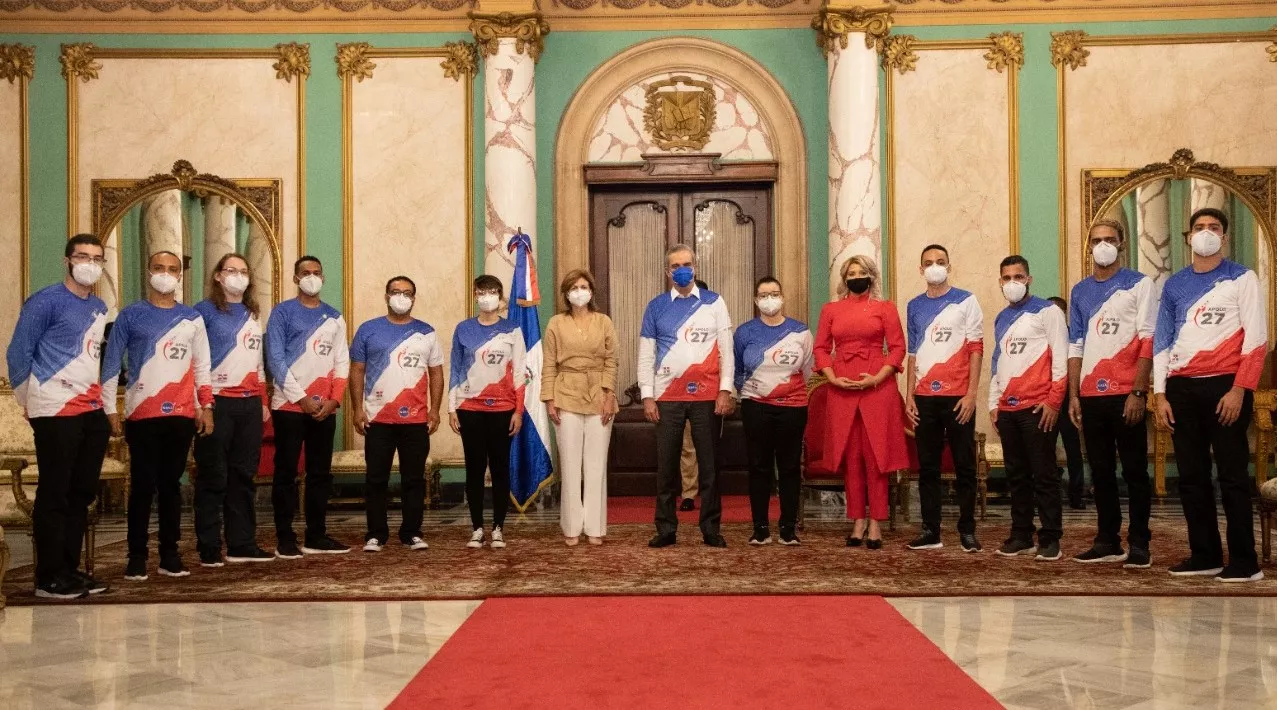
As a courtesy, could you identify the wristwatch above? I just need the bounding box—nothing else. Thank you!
[1130,390,1147,398]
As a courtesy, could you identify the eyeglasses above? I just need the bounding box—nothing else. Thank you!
[388,289,415,297]
[70,254,106,265]
[475,289,500,297]
[221,268,250,276]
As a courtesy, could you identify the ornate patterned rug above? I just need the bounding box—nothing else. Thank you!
[4,519,1272,606]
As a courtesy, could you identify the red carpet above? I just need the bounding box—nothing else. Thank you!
[389,596,1002,710]
[606,494,780,524]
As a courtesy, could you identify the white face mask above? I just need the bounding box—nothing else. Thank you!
[567,288,592,308]
[298,274,323,296]
[1190,229,1222,257]
[756,295,783,316]
[923,264,948,286]
[222,272,250,296]
[1001,281,1027,304]
[71,262,102,287]
[477,294,500,313]
[149,271,180,295]
[388,293,413,315]
[1091,241,1119,267]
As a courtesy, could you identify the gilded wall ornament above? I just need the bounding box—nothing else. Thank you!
[984,31,1024,73]
[336,42,376,81]
[469,12,550,63]
[441,41,479,81]
[0,44,34,84]
[880,34,918,75]
[1050,30,1090,71]
[1267,26,1276,62]
[273,42,310,82]
[812,6,893,58]
[642,76,716,152]
[60,43,101,83]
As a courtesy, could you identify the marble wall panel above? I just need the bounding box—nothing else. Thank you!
[893,49,1011,437]
[0,80,21,375]
[349,56,469,462]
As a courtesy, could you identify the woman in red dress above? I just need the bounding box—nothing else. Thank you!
[814,255,910,549]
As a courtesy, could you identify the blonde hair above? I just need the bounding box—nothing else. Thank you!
[836,254,882,299]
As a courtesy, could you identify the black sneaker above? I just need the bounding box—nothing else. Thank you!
[648,532,677,548]
[703,533,728,548]
[679,498,696,511]
[124,557,149,582]
[199,548,225,568]
[995,538,1037,557]
[1123,547,1151,569]
[1168,557,1224,577]
[778,527,801,546]
[302,536,352,554]
[34,574,89,600]
[959,533,983,553]
[907,528,943,550]
[226,547,275,563]
[159,557,191,578]
[1072,544,1127,564]
[748,527,772,545]
[1215,565,1264,583]
[275,541,304,560]
[69,570,109,594]
[1035,541,1062,561]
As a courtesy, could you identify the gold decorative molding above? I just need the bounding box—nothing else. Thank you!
[984,31,1024,73]
[642,76,716,152]
[469,11,550,62]
[813,6,893,58]
[336,42,376,81]
[880,34,918,75]
[3,45,32,299]
[441,41,479,81]
[273,42,310,82]
[0,44,34,84]
[1268,26,1277,63]
[1050,30,1090,71]
[60,43,101,83]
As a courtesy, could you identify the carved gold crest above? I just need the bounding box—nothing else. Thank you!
[643,76,716,152]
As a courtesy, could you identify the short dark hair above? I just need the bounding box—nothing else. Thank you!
[1189,207,1229,234]
[148,250,180,268]
[386,275,416,294]
[474,274,503,299]
[920,244,949,261]
[695,280,708,291]
[1000,255,1030,274]
[1048,296,1067,312]
[754,276,781,294]
[65,233,103,258]
[294,255,322,274]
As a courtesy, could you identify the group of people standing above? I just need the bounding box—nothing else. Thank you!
[8,205,1268,599]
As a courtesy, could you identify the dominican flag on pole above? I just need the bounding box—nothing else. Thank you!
[506,230,555,512]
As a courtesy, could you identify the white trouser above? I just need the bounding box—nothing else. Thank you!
[556,410,611,538]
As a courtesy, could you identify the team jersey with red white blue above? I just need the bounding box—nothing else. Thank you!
[194,300,265,399]
[448,317,526,413]
[352,317,444,424]
[906,287,984,397]
[732,317,813,407]
[6,283,108,418]
[989,296,1068,412]
[1153,260,1268,393]
[265,299,350,412]
[638,286,735,402]
[1067,268,1157,397]
[101,301,213,420]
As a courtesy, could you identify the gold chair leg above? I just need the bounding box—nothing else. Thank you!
[979,479,988,521]
[0,524,9,610]
[901,480,911,524]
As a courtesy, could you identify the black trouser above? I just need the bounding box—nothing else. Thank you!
[365,422,430,543]
[125,416,197,561]
[193,396,264,554]
[29,411,110,584]
[995,408,1062,546]
[1057,412,1086,505]
[655,400,722,537]
[915,395,978,535]
[1079,394,1152,549]
[740,400,806,530]
[271,409,337,545]
[1165,375,1256,569]
[457,409,512,530]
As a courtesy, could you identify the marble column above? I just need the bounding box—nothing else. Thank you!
[143,189,185,302]
[245,219,274,323]
[1135,179,1172,286]
[471,11,548,299]
[814,4,891,301]
[204,196,239,280]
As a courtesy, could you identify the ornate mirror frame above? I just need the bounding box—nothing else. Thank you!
[90,159,284,305]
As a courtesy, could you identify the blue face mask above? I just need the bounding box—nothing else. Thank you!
[671,266,695,288]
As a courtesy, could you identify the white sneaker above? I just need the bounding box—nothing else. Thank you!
[363,539,383,553]
[407,536,429,551]
[467,529,485,548]
[490,526,506,549]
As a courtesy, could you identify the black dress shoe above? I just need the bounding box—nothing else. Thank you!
[866,538,883,550]
[703,533,728,548]
[846,535,863,547]
[648,533,677,548]
[679,498,696,511]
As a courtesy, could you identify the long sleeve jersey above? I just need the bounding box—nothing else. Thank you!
[6,283,108,418]
[448,317,526,413]
[194,300,265,399]
[1067,268,1157,397]
[1153,260,1268,394]
[265,298,350,412]
[637,285,734,402]
[101,300,213,420]
[351,316,444,424]
[989,296,1068,412]
[732,317,813,407]
[906,287,984,397]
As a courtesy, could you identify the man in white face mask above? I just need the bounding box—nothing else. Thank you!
[1154,208,1268,583]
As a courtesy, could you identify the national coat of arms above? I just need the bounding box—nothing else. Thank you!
[642,76,717,152]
